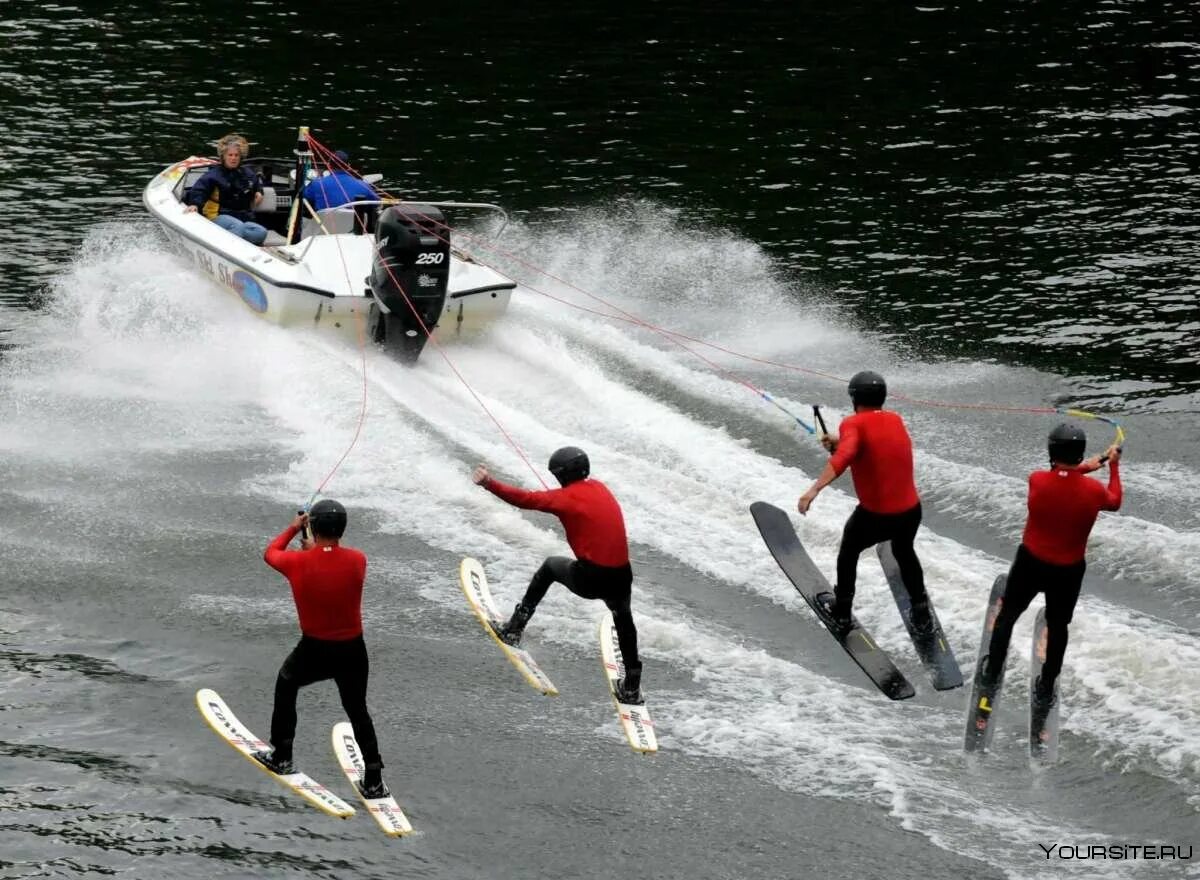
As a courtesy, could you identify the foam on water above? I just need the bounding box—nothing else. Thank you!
[247,301,1199,878]
[502,283,1200,615]
[5,224,1198,879]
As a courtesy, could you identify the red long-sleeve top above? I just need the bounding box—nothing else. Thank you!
[828,409,921,515]
[482,477,630,567]
[264,526,367,640]
[1022,462,1122,565]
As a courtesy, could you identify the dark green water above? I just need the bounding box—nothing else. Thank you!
[2,0,1198,406]
[1,3,1198,880]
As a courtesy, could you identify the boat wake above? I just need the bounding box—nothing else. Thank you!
[4,214,1199,879]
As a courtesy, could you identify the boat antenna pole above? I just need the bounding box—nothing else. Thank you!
[286,125,311,243]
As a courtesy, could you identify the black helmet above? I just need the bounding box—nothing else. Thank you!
[848,370,887,407]
[1047,423,1086,466]
[548,446,590,486]
[308,498,347,538]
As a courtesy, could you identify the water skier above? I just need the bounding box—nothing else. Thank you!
[797,371,934,632]
[472,447,644,703]
[976,424,1122,728]
[253,500,389,799]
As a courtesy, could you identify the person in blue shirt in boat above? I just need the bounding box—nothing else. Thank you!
[303,150,378,211]
[183,133,269,245]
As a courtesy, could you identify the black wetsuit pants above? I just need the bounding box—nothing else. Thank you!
[522,557,640,673]
[983,544,1084,694]
[834,502,928,613]
[269,634,382,767]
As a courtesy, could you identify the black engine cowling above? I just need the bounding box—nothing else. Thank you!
[367,204,451,363]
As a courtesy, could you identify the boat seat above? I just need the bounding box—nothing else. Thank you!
[301,206,374,237]
[174,166,211,201]
[255,186,278,213]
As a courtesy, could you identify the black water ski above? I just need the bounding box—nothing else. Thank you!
[963,575,1007,754]
[876,541,963,690]
[1029,608,1061,761]
[751,501,915,701]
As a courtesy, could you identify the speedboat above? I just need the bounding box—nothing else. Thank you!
[143,127,517,362]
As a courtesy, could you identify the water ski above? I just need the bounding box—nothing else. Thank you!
[598,611,658,754]
[876,541,963,690]
[750,501,915,701]
[1029,608,1061,761]
[331,722,413,836]
[459,557,558,696]
[963,575,1007,754]
[195,688,355,819]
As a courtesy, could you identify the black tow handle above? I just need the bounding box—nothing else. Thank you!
[812,405,830,449]
[298,509,312,545]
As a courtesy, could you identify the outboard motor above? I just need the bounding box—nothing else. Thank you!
[367,204,451,363]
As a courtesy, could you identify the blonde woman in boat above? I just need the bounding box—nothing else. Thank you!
[183,133,268,244]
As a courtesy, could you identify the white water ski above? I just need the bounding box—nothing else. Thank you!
[598,611,658,754]
[195,687,355,819]
[459,557,558,696]
[331,722,413,836]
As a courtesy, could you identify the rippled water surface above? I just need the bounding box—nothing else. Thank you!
[1,2,1197,879]
[2,0,1198,404]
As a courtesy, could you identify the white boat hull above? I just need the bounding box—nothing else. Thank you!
[143,156,515,348]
